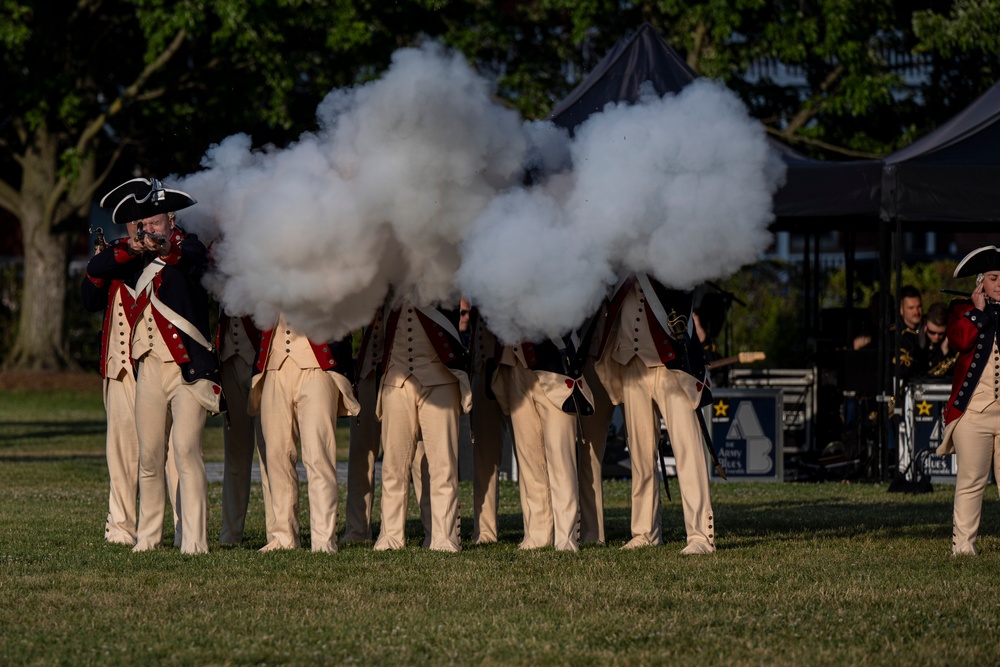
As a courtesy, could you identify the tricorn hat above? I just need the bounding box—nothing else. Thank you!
[954,245,1000,278]
[99,177,196,225]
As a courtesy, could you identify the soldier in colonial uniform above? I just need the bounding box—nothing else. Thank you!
[937,246,1000,555]
[492,337,593,551]
[466,305,513,545]
[342,313,385,543]
[217,311,274,545]
[577,309,615,546]
[89,178,220,555]
[250,317,358,553]
[345,309,432,544]
[595,273,715,554]
[81,221,181,546]
[374,298,471,552]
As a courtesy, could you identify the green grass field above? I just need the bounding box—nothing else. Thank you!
[2,385,999,666]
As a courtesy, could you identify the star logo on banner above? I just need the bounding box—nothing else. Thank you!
[713,400,729,418]
[917,400,933,417]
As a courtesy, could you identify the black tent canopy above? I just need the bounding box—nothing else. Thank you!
[547,22,884,227]
[549,22,1000,227]
[771,141,881,226]
[882,81,1000,225]
[548,23,698,132]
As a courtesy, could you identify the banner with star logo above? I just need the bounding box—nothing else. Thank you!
[708,389,783,481]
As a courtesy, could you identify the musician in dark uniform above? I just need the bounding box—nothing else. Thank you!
[595,273,715,554]
[920,302,957,377]
[852,287,925,378]
[937,246,1000,555]
[894,285,926,380]
[88,178,220,554]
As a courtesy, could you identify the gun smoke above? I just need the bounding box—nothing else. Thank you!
[176,41,784,343]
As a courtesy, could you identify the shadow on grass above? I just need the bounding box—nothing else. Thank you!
[0,454,106,462]
[465,497,960,549]
[235,474,983,553]
[0,419,105,442]
[209,494,982,555]
[710,498,955,547]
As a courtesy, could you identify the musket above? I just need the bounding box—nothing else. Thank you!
[132,221,167,251]
[657,430,673,502]
[89,226,109,253]
[664,305,728,481]
[133,220,162,254]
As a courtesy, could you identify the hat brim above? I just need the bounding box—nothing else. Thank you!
[954,246,1000,278]
[100,178,196,224]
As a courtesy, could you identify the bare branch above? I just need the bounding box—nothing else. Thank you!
[765,125,883,159]
[687,21,706,72]
[782,64,844,136]
[0,179,23,221]
[76,145,125,206]
[135,87,167,103]
[14,117,27,145]
[74,29,188,155]
[71,0,104,21]
[44,30,189,225]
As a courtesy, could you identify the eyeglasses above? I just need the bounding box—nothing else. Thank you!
[926,328,946,338]
[460,310,470,316]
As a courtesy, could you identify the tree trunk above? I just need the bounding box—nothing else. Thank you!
[4,127,77,371]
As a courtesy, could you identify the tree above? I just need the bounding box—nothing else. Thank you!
[639,0,996,158]
[913,0,1000,55]
[5,1,1000,370]
[447,1,1000,158]
[0,0,410,370]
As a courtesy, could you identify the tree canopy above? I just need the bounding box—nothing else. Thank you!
[2,0,1000,369]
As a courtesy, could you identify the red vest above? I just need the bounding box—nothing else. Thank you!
[254,328,343,374]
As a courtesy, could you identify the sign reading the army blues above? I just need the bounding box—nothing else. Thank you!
[707,389,783,482]
[903,381,957,482]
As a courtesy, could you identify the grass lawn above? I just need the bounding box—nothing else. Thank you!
[1,384,999,666]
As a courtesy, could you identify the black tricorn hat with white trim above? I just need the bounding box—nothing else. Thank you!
[954,245,1000,278]
[99,177,196,224]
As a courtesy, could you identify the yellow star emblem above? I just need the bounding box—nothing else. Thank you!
[713,400,729,418]
[917,400,933,417]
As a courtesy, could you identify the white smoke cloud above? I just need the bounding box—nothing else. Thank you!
[456,187,614,344]
[457,79,784,344]
[174,41,782,346]
[174,41,526,340]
